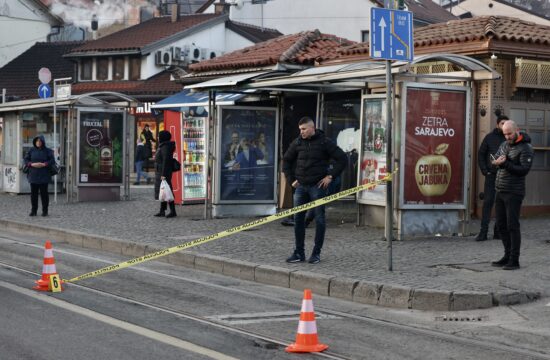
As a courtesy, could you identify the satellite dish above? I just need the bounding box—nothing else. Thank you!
[232,0,244,9]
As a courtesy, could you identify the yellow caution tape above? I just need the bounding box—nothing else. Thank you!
[66,170,397,283]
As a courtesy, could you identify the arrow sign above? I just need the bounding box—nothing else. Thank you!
[38,84,52,99]
[379,17,387,52]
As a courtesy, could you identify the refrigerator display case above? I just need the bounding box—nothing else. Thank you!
[164,109,207,205]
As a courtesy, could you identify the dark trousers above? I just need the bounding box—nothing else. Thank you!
[293,184,327,256]
[30,183,49,214]
[480,175,497,233]
[495,191,524,261]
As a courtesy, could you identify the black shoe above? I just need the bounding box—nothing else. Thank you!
[308,254,320,264]
[154,212,165,217]
[41,212,48,217]
[29,212,37,217]
[165,212,177,218]
[146,178,152,185]
[286,252,305,263]
[475,233,488,241]
[491,256,509,267]
[133,182,140,185]
[281,218,295,227]
[503,262,520,270]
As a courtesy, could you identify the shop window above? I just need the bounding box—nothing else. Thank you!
[361,30,369,43]
[97,58,109,80]
[2,114,17,164]
[129,58,141,80]
[81,58,92,80]
[113,57,125,80]
[321,91,361,191]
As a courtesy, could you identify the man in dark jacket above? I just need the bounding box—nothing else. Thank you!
[283,117,347,264]
[24,135,55,216]
[491,120,533,270]
[475,115,507,241]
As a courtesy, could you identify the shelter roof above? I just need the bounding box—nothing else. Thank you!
[0,41,83,101]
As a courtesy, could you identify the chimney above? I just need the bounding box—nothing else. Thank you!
[171,4,180,23]
[214,0,230,14]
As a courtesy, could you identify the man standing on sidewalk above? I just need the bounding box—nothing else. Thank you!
[475,115,507,241]
[283,117,346,264]
[491,120,533,270]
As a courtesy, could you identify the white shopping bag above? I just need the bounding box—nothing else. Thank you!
[158,179,174,202]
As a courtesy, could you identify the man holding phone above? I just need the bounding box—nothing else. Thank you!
[475,115,507,241]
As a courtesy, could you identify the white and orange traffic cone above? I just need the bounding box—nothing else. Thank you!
[33,240,62,292]
[286,289,328,353]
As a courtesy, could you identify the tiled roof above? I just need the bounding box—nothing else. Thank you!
[226,21,283,43]
[71,71,182,97]
[413,16,550,48]
[0,42,82,101]
[189,30,355,72]
[67,14,223,54]
[404,0,458,24]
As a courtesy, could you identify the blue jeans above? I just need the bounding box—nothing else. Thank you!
[293,184,327,256]
[135,160,150,183]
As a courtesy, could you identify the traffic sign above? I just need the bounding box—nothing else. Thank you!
[38,67,51,84]
[38,84,52,98]
[370,8,414,62]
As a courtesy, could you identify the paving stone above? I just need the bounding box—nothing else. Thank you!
[194,254,225,274]
[378,285,412,309]
[329,277,359,301]
[255,265,293,288]
[290,271,335,296]
[411,289,451,311]
[451,291,492,311]
[222,258,257,282]
[353,281,382,305]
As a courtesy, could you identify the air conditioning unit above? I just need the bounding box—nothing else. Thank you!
[155,49,172,65]
[200,48,208,60]
[208,50,223,59]
[172,47,182,61]
[189,45,202,62]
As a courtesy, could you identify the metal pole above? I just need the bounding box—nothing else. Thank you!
[385,60,393,271]
[53,81,57,204]
[205,92,212,220]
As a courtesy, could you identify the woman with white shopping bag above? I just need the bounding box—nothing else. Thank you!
[154,130,177,218]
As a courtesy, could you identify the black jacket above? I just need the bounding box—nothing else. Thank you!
[135,144,148,162]
[24,135,55,184]
[283,130,347,186]
[495,132,534,196]
[478,127,505,177]
[155,140,176,178]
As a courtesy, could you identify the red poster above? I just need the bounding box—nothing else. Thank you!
[403,87,466,206]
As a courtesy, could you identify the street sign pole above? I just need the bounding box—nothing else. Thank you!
[385,59,393,271]
[52,77,72,204]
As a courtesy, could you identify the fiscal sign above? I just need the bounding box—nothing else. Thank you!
[65,170,397,283]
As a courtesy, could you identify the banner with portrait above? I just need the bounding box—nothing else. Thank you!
[78,110,125,185]
[400,84,469,209]
[217,106,277,203]
[357,95,388,205]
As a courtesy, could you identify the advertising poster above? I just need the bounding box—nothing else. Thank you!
[358,96,387,205]
[78,111,124,185]
[219,107,277,202]
[136,118,158,159]
[402,86,467,207]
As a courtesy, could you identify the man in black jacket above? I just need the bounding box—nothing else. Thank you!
[283,117,347,264]
[475,115,507,241]
[491,120,533,270]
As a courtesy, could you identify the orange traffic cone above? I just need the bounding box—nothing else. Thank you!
[33,240,62,292]
[286,289,328,353]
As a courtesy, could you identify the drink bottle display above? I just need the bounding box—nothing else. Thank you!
[182,116,206,201]
[99,118,113,178]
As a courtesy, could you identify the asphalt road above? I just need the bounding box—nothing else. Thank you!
[1,231,549,360]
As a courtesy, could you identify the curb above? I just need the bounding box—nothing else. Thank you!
[0,219,540,311]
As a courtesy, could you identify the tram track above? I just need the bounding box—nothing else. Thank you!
[1,236,550,360]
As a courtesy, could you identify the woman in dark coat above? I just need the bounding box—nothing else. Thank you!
[154,130,177,218]
[24,135,55,216]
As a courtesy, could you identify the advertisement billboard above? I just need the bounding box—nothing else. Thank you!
[400,84,469,209]
[357,95,388,205]
[217,106,277,203]
[78,110,125,185]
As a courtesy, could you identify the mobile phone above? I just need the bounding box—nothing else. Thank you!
[490,154,496,161]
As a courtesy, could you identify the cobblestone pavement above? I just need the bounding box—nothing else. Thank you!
[1,186,549,309]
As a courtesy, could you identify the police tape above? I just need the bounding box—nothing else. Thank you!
[66,170,397,283]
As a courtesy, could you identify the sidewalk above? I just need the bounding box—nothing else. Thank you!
[1,187,547,311]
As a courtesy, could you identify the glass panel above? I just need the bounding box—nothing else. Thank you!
[112,58,125,80]
[546,130,550,147]
[510,108,525,125]
[129,58,141,80]
[533,150,545,168]
[530,131,544,147]
[527,110,544,127]
[21,112,55,161]
[3,114,17,164]
[547,111,550,127]
[97,58,109,80]
[81,58,92,80]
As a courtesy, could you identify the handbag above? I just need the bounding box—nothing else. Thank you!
[21,163,30,174]
[49,163,60,176]
[172,158,181,172]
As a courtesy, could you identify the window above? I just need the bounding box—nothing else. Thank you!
[509,106,550,169]
[361,30,370,43]
[97,58,109,80]
[129,58,141,80]
[81,58,92,80]
[113,57,125,80]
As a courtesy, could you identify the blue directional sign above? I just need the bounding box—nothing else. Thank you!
[370,8,414,62]
[38,83,52,99]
